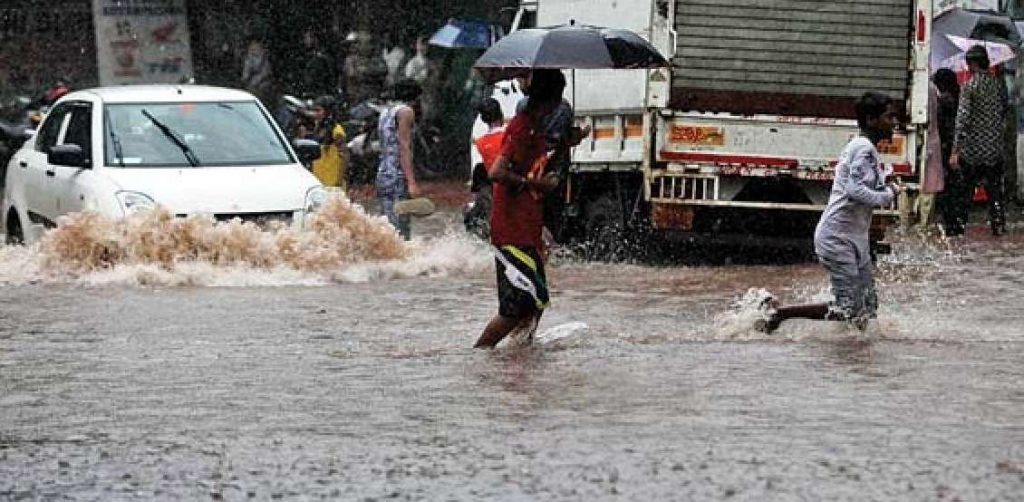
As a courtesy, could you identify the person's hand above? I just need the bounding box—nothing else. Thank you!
[407,180,421,198]
[567,124,592,147]
[949,151,959,170]
[533,172,560,193]
[888,181,905,196]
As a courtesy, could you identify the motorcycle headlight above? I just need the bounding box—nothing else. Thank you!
[304,186,328,214]
[116,191,156,215]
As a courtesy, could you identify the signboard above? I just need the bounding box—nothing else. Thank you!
[93,0,193,86]
[669,125,726,146]
[936,0,1000,13]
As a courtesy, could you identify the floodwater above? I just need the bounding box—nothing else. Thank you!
[1,196,1022,500]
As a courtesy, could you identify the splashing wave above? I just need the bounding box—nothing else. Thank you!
[0,194,492,287]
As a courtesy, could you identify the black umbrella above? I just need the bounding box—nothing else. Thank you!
[473,23,669,83]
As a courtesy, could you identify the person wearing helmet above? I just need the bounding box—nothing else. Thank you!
[949,44,1008,237]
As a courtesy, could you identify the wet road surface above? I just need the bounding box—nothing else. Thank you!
[1,203,1022,500]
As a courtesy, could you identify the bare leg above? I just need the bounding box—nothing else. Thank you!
[758,302,830,333]
[516,309,540,344]
[475,315,528,348]
[776,303,830,321]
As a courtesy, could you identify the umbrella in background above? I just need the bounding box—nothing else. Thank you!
[941,35,1017,67]
[473,23,669,83]
[429,19,498,49]
[931,7,1021,71]
[936,35,1017,84]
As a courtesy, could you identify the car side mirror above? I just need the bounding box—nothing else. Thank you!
[293,138,322,165]
[48,144,89,168]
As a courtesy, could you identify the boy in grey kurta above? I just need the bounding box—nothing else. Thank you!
[759,92,904,332]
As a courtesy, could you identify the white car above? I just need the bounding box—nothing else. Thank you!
[2,85,326,244]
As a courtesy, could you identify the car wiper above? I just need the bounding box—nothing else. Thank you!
[141,109,200,167]
[104,109,125,167]
[216,103,289,151]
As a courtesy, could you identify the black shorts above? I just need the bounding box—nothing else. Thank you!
[495,245,549,319]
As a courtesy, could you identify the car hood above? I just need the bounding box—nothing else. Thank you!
[99,164,320,214]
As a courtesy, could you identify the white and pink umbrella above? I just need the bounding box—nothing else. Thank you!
[937,34,1017,72]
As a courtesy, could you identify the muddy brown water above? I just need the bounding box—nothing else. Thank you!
[1,200,1022,500]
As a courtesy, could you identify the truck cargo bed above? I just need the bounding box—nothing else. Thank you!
[670,0,913,118]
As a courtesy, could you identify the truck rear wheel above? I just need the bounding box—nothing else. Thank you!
[583,194,625,261]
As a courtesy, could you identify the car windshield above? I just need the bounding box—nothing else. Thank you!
[103,101,293,167]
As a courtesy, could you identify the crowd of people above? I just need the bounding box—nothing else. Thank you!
[235,28,486,152]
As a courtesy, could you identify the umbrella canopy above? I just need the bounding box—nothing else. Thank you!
[936,35,1017,83]
[931,7,1021,70]
[473,24,669,83]
[429,19,496,49]
[945,35,1016,66]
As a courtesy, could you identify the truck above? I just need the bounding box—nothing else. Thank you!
[501,0,932,257]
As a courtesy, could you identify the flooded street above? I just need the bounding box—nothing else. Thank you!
[1,202,1022,500]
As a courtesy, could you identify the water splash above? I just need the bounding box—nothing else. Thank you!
[711,288,780,341]
[711,287,886,342]
[0,194,492,287]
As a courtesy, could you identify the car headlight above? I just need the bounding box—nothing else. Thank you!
[304,186,328,214]
[116,191,156,215]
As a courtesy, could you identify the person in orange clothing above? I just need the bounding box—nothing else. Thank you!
[474,98,507,171]
[464,98,506,238]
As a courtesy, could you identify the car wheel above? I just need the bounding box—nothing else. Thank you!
[6,209,24,245]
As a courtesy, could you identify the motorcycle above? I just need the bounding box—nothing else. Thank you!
[344,99,385,186]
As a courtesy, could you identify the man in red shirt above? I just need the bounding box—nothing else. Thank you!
[474,70,567,348]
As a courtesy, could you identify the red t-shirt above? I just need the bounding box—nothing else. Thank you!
[474,126,506,171]
[490,113,546,250]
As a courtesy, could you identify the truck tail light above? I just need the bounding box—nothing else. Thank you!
[917,10,926,43]
[891,162,912,175]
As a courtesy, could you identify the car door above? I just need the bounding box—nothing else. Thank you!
[19,103,71,228]
[50,101,94,217]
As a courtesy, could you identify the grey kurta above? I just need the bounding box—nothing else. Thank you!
[814,137,896,268]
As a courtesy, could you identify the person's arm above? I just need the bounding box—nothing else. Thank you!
[253,63,272,89]
[396,106,419,197]
[487,154,519,187]
[489,155,559,194]
[1000,75,1009,120]
[843,148,897,207]
[241,61,253,83]
[952,82,973,168]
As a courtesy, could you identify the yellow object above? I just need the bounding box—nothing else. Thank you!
[395,197,435,216]
[330,123,345,142]
[311,124,348,189]
[915,192,935,229]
